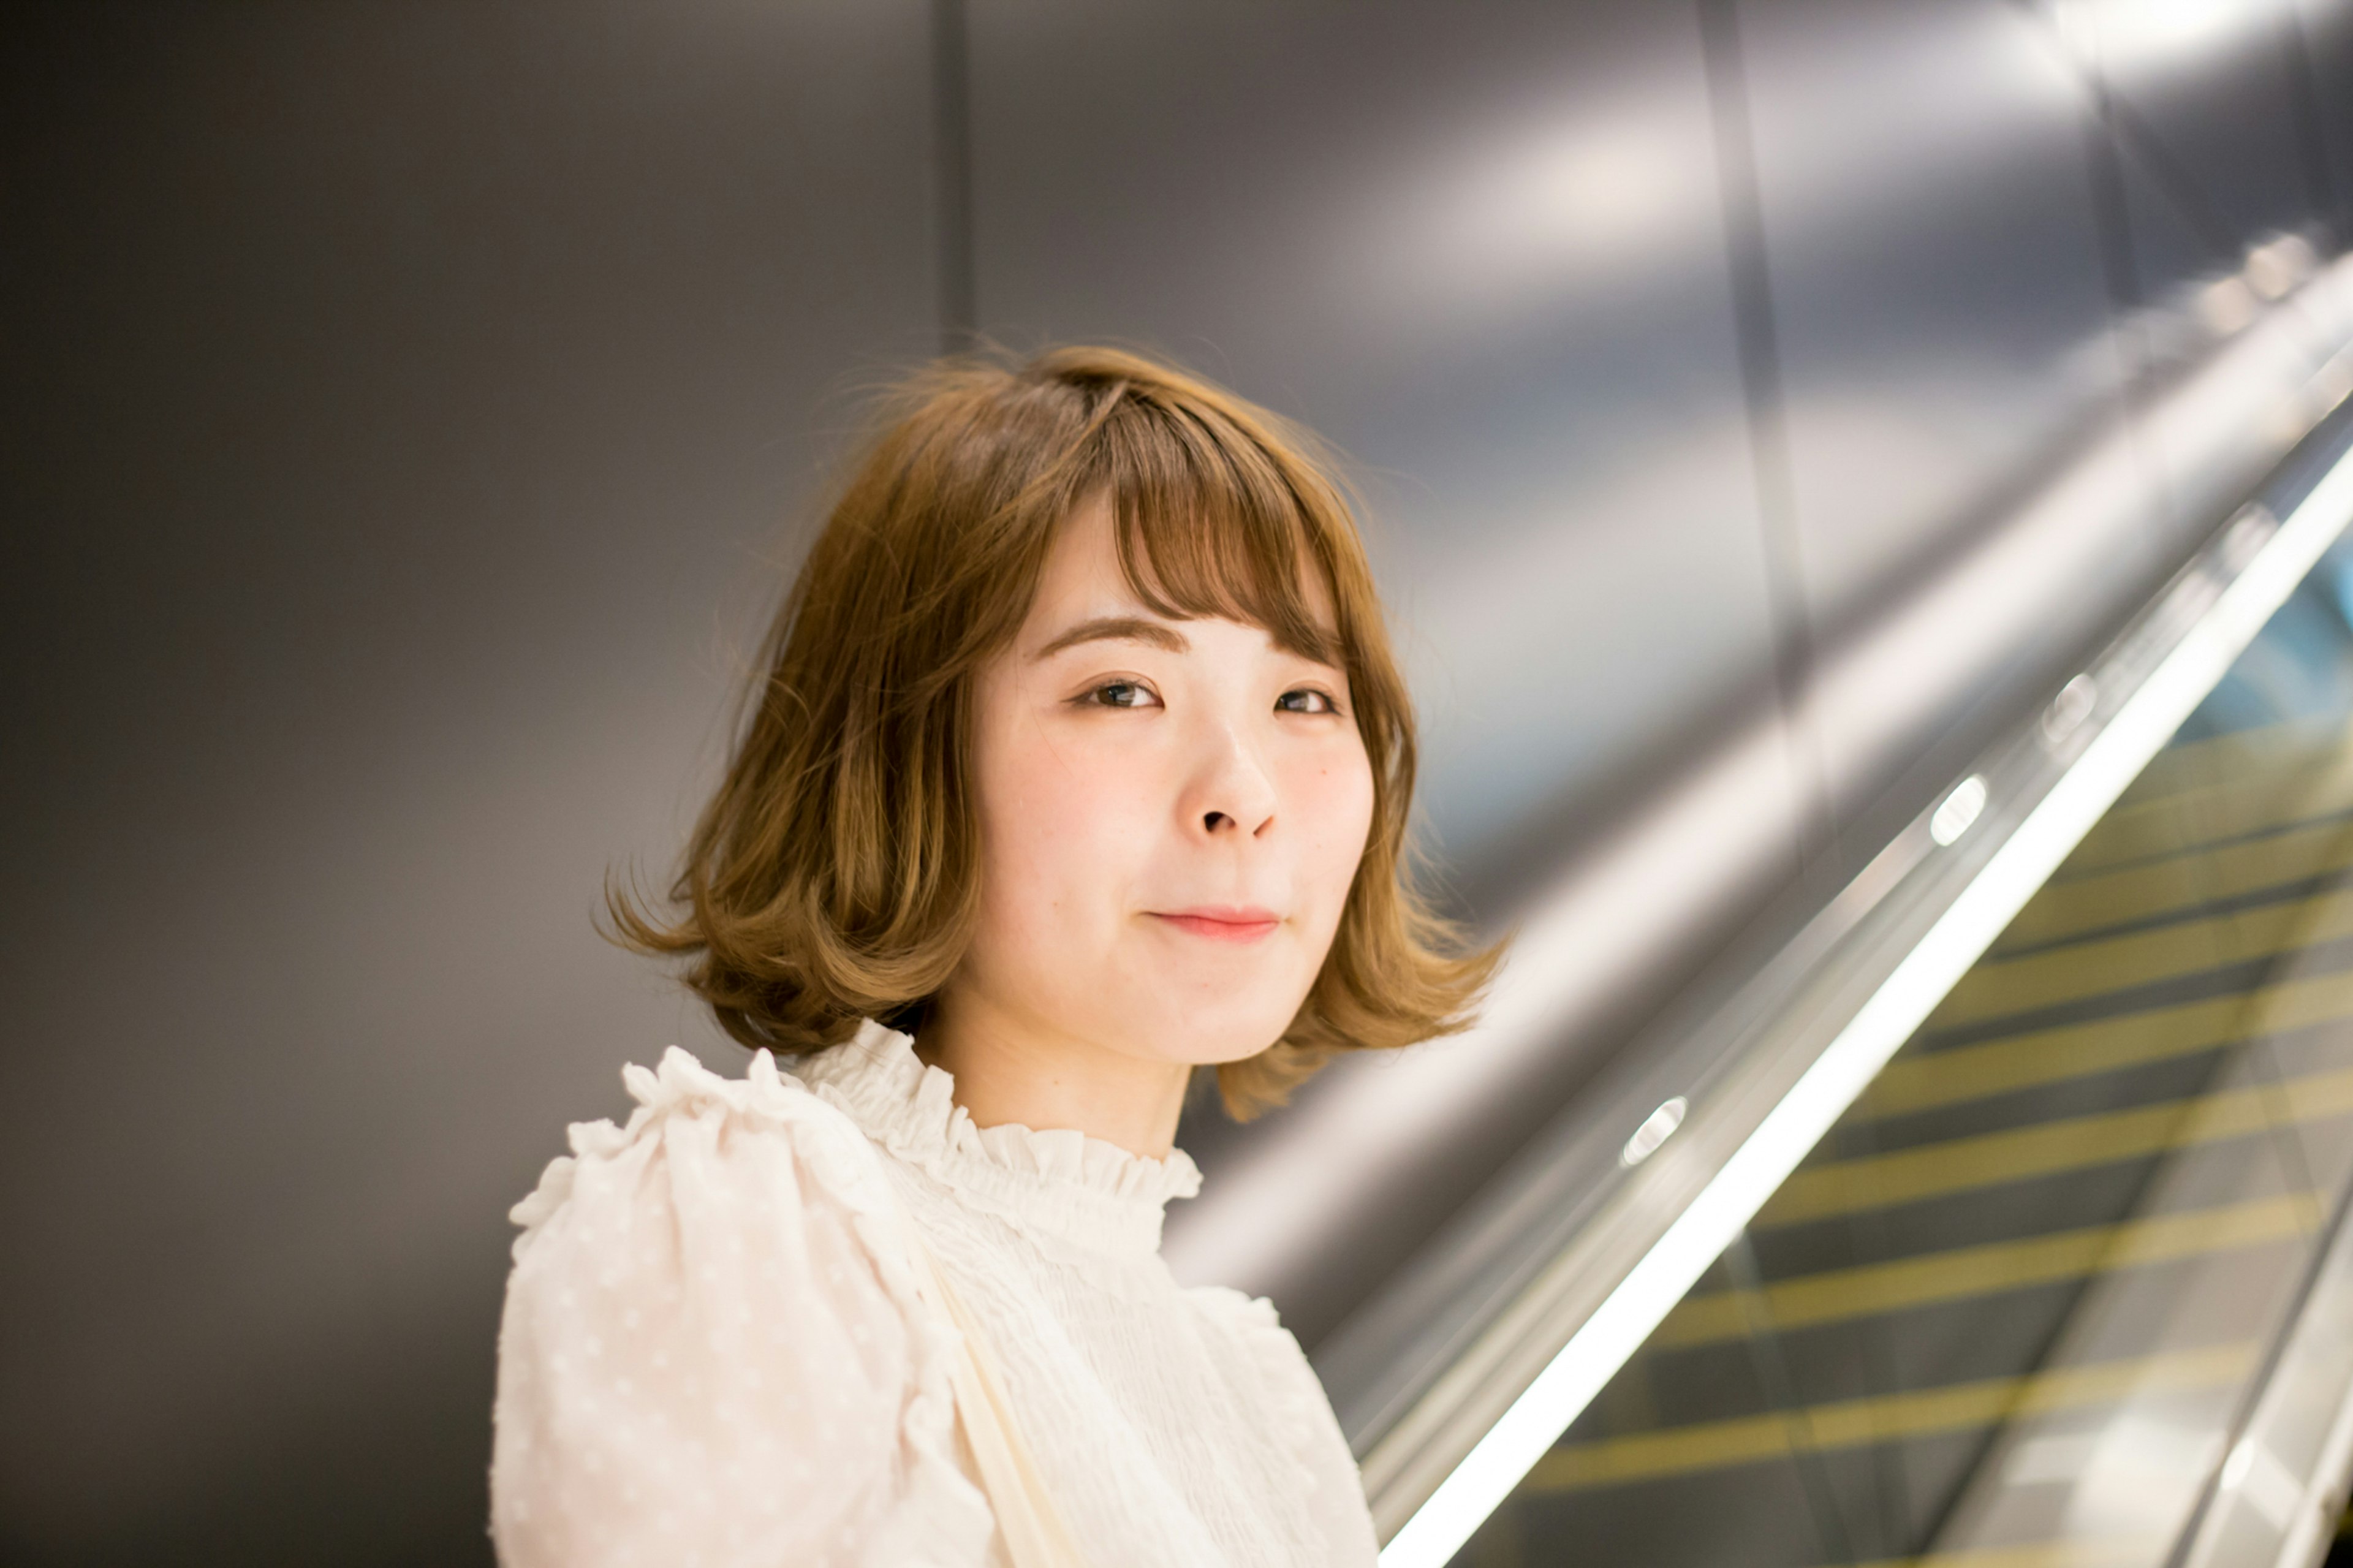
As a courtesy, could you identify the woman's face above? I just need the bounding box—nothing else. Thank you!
[945,494,1377,1070]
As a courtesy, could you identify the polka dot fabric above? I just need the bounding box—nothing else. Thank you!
[490,1023,1378,1567]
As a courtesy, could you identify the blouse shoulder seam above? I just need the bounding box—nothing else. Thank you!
[506,1046,885,1247]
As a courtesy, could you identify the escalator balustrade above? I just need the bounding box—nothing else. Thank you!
[1452,551,2353,1568]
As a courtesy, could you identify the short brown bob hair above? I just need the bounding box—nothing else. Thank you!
[614,345,1496,1119]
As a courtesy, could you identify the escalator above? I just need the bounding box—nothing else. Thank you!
[1360,382,2353,1567]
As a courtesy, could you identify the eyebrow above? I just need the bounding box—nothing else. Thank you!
[1031,615,1193,661]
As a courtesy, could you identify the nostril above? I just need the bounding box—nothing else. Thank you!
[1203,811,1232,831]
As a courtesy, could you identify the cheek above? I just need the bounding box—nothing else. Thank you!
[1291,743,1377,904]
[973,721,1165,930]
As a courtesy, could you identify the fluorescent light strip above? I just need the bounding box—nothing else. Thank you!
[1379,445,2353,1568]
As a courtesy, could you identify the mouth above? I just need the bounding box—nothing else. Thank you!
[1148,906,1283,944]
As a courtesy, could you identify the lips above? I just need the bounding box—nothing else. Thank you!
[1148,906,1282,943]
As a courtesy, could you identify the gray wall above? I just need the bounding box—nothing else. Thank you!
[966,1,1782,903]
[2,4,936,1561]
[3,1,2347,1561]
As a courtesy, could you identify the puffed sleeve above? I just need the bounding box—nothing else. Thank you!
[490,1047,994,1568]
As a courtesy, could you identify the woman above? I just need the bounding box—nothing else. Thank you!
[490,346,1496,1566]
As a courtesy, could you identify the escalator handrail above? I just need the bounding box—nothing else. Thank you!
[1371,367,2353,1568]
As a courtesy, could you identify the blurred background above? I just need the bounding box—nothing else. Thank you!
[7,2,2353,1563]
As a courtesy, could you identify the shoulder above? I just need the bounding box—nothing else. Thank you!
[1184,1282,1313,1384]
[491,1046,993,1567]
[506,1044,890,1260]
[1183,1282,1332,1438]
[1186,1284,1381,1563]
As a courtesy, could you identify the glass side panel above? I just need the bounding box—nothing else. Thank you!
[1451,535,2353,1568]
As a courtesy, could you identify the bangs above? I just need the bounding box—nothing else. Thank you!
[1087,397,1347,668]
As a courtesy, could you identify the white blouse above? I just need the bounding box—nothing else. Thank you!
[490,1019,1381,1568]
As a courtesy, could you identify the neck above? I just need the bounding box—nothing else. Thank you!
[915,994,1192,1160]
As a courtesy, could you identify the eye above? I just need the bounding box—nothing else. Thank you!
[1276,687,1341,715]
[1080,679,1161,710]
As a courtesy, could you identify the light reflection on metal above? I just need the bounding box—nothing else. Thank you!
[2220,502,2278,571]
[1814,256,2353,812]
[2042,674,2099,744]
[1417,110,1715,290]
[2199,275,2260,336]
[1373,381,2353,1568]
[2173,1148,2353,1568]
[2245,235,2317,302]
[2055,1412,2231,1539]
[2194,237,2316,341]
[2210,1437,2305,1532]
[1349,87,1724,340]
[1930,775,1990,847]
[2054,0,2259,74]
[1618,1097,1687,1168]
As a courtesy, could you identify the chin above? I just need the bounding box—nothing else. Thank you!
[1083,950,1320,1067]
[1120,998,1300,1068]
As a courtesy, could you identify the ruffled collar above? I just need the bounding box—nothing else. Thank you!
[795,1018,1203,1260]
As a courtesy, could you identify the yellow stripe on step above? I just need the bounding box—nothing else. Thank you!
[1999,817,2353,953]
[1759,1066,2353,1227]
[1930,890,2353,1031]
[1652,1193,2321,1349]
[1857,969,2353,1120]
[1840,1536,2172,1568]
[2069,723,2353,876]
[1524,1344,2254,1491]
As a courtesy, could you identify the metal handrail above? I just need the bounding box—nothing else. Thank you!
[1367,347,2353,1568]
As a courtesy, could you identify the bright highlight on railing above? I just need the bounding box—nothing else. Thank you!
[1618,1097,1687,1168]
[2042,673,2098,744]
[1375,425,2353,1568]
[1930,774,1990,847]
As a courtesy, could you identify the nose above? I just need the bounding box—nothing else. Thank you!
[1189,720,1278,840]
